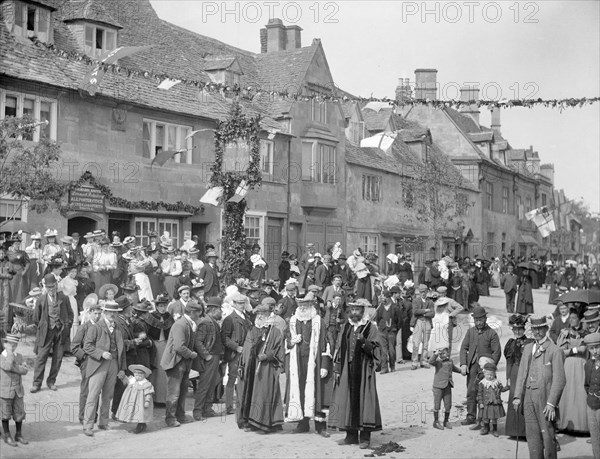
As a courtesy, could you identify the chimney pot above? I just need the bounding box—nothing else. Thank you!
[265,18,286,52]
[285,25,302,50]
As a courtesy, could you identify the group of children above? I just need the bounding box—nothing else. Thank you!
[1,333,156,447]
[429,347,508,436]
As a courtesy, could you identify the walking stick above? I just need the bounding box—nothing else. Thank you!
[515,412,519,459]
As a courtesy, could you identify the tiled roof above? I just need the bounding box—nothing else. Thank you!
[59,0,122,28]
[203,57,237,71]
[445,107,481,134]
[362,107,393,132]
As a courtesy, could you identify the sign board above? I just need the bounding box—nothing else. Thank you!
[223,140,250,172]
[184,230,192,240]
[69,185,105,213]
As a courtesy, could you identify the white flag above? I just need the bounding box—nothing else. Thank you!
[525,209,537,221]
[532,209,556,237]
[199,187,224,206]
[227,180,249,203]
[157,79,181,90]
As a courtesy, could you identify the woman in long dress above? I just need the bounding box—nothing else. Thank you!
[490,258,501,288]
[515,270,534,315]
[145,249,163,298]
[160,248,181,299]
[556,310,589,433]
[428,297,451,352]
[503,314,533,438]
[129,249,154,302]
[25,234,43,289]
[144,294,173,404]
[91,238,116,295]
[41,230,60,275]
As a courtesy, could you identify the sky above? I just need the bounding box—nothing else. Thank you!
[150,0,600,213]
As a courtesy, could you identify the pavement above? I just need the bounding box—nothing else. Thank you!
[3,287,594,458]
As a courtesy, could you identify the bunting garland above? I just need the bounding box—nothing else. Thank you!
[29,37,600,111]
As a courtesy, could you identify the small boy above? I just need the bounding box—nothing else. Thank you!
[469,354,495,431]
[429,347,461,430]
[1,334,29,446]
[584,332,600,458]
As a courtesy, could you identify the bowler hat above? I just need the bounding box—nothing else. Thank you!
[584,332,600,346]
[102,300,123,312]
[2,333,20,344]
[205,297,223,309]
[529,315,549,328]
[128,364,151,377]
[471,304,487,319]
[582,309,600,324]
[43,273,57,287]
[389,285,401,294]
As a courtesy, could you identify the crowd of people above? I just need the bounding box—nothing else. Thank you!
[0,230,599,458]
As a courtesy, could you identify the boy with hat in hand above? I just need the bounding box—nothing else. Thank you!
[513,315,566,459]
[1,334,29,446]
[583,332,600,458]
[429,346,461,430]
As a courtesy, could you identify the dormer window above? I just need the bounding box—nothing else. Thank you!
[204,57,243,87]
[9,1,53,43]
[84,24,116,58]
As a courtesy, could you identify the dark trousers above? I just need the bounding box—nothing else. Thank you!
[193,356,220,418]
[78,360,90,422]
[400,320,411,360]
[225,354,241,411]
[505,291,516,313]
[433,385,452,412]
[466,363,480,420]
[524,388,558,459]
[165,359,191,424]
[84,358,118,429]
[379,330,396,371]
[33,327,64,387]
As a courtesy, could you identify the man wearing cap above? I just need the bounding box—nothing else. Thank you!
[285,293,330,437]
[280,283,299,320]
[199,250,220,297]
[221,294,252,415]
[237,302,285,433]
[71,301,102,425]
[332,254,355,290]
[315,255,333,289]
[583,332,600,458]
[459,304,501,425]
[31,273,73,393]
[192,297,224,421]
[375,296,401,374]
[82,301,126,435]
[161,301,203,427]
[168,285,193,321]
[331,298,382,448]
[583,309,600,335]
[410,285,435,370]
[0,334,29,446]
[513,315,566,459]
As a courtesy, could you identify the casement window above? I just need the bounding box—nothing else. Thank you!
[349,120,365,144]
[244,214,263,248]
[0,196,27,222]
[12,1,51,42]
[311,100,327,124]
[135,217,179,249]
[84,24,117,58]
[502,187,509,213]
[361,235,378,254]
[458,165,478,185]
[260,140,274,176]
[142,119,193,164]
[0,89,57,141]
[486,182,493,210]
[301,141,337,184]
[362,175,381,202]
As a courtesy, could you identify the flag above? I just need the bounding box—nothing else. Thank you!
[199,187,224,206]
[185,129,212,140]
[80,46,152,96]
[525,209,537,221]
[150,149,186,169]
[227,180,249,203]
[157,78,181,90]
[530,207,556,237]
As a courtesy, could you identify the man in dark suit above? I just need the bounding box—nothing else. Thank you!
[192,297,224,420]
[279,283,299,320]
[459,304,501,425]
[322,274,345,309]
[199,250,220,297]
[31,273,73,393]
[500,262,519,313]
[221,294,252,414]
[315,255,333,289]
[81,300,126,436]
[161,301,202,427]
[513,316,566,459]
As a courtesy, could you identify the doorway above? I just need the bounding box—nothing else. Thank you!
[68,216,97,246]
[266,219,283,279]
[191,223,208,253]
[108,215,131,241]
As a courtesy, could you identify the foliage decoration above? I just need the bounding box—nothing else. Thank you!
[210,102,262,285]
[60,171,203,216]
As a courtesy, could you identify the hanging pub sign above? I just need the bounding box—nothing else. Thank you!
[69,184,106,213]
[222,140,250,173]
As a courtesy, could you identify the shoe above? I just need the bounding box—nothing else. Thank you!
[359,442,371,450]
[177,416,194,424]
[337,436,359,445]
[15,435,29,445]
[133,424,147,434]
[480,426,489,436]
[111,413,118,422]
[469,423,482,431]
[4,435,17,447]
[79,419,83,425]
[461,418,476,426]
[397,360,405,364]
[30,386,41,393]
[83,429,94,437]
[47,384,57,391]
[556,442,561,452]
[433,421,444,430]
[98,425,110,431]
[166,421,180,427]
[390,367,395,372]
[411,365,418,370]
[380,369,389,374]
[443,422,452,429]
[292,427,309,434]
[492,431,499,438]
[317,430,330,438]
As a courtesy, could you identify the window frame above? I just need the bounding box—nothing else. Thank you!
[260,139,274,176]
[486,182,493,210]
[11,1,51,42]
[502,186,509,214]
[360,234,379,255]
[142,119,193,164]
[301,140,337,184]
[84,23,117,58]
[134,217,179,249]
[362,174,382,202]
[0,89,57,141]
[0,195,28,223]
[311,100,327,124]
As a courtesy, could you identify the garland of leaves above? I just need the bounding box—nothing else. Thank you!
[60,171,203,216]
[210,102,262,285]
[29,37,600,111]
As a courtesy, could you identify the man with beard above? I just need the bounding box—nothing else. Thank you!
[285,292,330,437]
[237,302,285,433]
[459,304,501,426]
[331,298,382,449]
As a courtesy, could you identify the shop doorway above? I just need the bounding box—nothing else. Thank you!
[191,223,208,253]
[67,216,97,246]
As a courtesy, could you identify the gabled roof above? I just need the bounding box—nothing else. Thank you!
[17,0,57,11]
[362,107,394,133]
[59,0,122,29]
[445,107,482,134]
[203,57,239,72]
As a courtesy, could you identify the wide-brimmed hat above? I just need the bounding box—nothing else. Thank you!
[60,236,73,244]
[83,232,94,239]
[348,298,371,308]
[44,228,58,238]
[584,332,600,346]
[99,283,118,299]
[508,314,527,328]
[128,364,151,377]
[262,279,276,287]
[28,287,42,297]
[47,256,65,267]
[83,293,99,310]
[31,232,41,240]
[190,280,205,292]
[582,309,600,324]
[123,236,135,245]
[102,300,123,312]
[434,297,450,306]
[188,248,200,255]
[205,250,219,258]
[529,315,549,328]
[471,304,487,319]
[134,300,153,312]
[2,333,20,344]
[115,296,131,310]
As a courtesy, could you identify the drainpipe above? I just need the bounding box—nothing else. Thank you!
[286,136,292,250]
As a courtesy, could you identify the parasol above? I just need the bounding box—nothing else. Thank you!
[517,262,539,272]
[557,289,600,305]
[0,220,32,234]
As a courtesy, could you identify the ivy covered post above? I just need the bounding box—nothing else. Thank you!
[210,102,262,286]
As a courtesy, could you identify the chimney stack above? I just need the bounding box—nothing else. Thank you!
[460,86,480,127]
[540,164,555,185]
[414,69,437,100]
[260,28,267,53]
[395,77,412,104]
[491,107,501,137]
[285,25,302,49]
[265,18,286,53]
